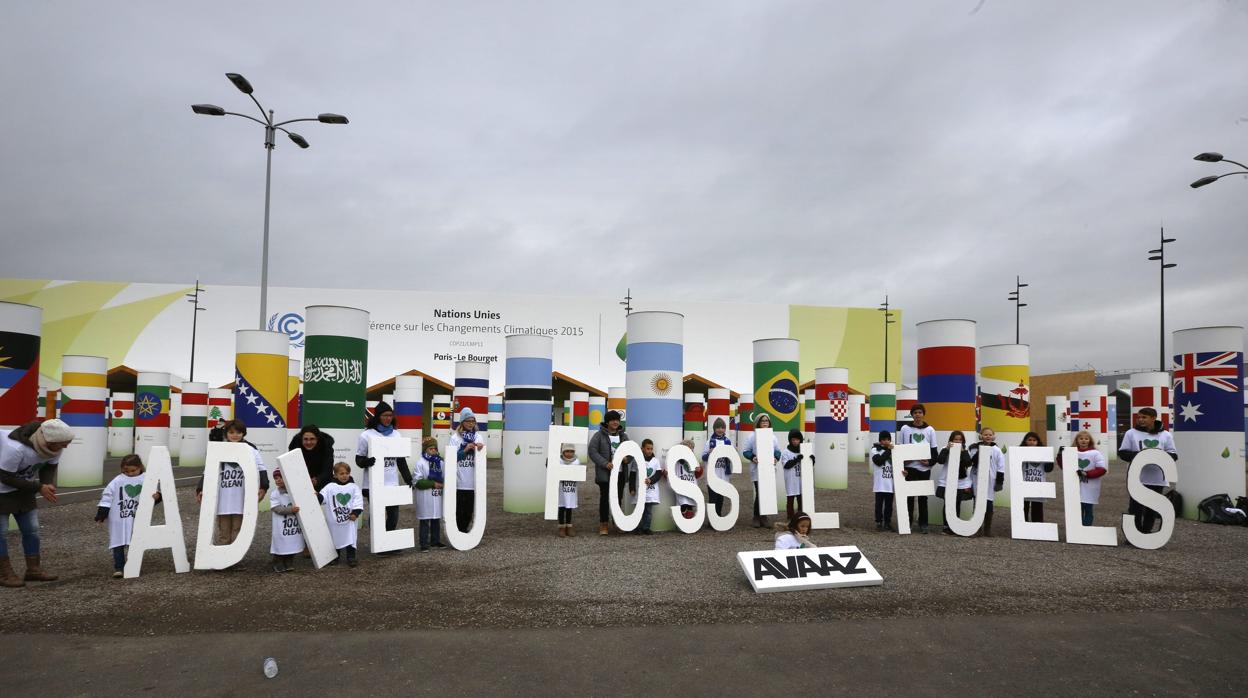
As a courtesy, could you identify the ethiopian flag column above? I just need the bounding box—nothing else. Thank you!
[979,343,1030,507]
[108,392,134,457]
[917,319,978,526]
[503,333,553,513]
[0,301,41,430]
[57,354,108,486]
[1171,326,1244,519]
[814,367,849,489]
[627,311,684,532]
[180,381,209,469]
[133,371,171,463]
[235,330,290,469]
[754,338,800,508]
[302,305,369,473]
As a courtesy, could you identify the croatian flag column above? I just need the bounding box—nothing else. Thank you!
[57,354,109,486]
[133,371,170,463]
[626,311,684,532]
[394,375,424,456]
[234,330,290,470]
[814,367,849,489]
[754,338,800,509]
[108,392,134,457]
[1171,326,1245,519]
[1076,384,1110,462]
[848,393,867,461]
[1131,371,1172,431]
[868,382,896,454]
[503,333,553,513]
[916,319,978,526]
[0,301,40,430]
[301,305,369,473]
[180,381,209,469]
[979,343,1030,507]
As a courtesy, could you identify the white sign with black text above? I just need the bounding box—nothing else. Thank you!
[737,545,883,593]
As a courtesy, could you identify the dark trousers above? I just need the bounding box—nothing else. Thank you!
[598,481,611,523]
[385,505,399,531]
[558,506,573,525]
[1129,484,1166,532]
[874,492,894,525]
[418,519,442,548]
[456,489,474,532]
[786,495,802,521]
[905,469,931,526]
[640,502,655,531]
[1081,503,1095,526]
[708,488,727,517]
[339,545,357,562]
[112,546,127,571]
[1023,501,1045,523]
[752,481,761,519]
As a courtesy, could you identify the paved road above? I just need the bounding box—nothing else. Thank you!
[9,608,1245,695]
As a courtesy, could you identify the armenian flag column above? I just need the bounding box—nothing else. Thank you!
[1076,384,1110,462]
[487,398,503,458]
[287,359,302,439]
[814,367,850,489]
[607,387,626,429]
[754,338,800,509]
[683,394,707,455]
[503,333,553,513]
[133,371,171,463]
[432,396,452,449]
[57,355,108,486]
[570,391,589,460]
[627,311,684,532]
[979,344,1030,507]
[1045,396,1069,449]
[917,320,978,526]
[1172,326,1244,519]
[302,305,369,471]
[235,330,290,469]
[394,375,424,453]
[180,381,209,469]
[108,392,134,457]
[0,302,41,430]
[736,393,754,457]
[868,382,896,448]
[848,393,867,461]
[1131,371,1171,430]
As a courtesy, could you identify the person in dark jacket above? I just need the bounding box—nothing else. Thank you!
[587,410,633,536]
[288,425,335,492]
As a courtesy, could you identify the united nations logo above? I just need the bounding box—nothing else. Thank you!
[268,312,305,348]
[650,373,673,396]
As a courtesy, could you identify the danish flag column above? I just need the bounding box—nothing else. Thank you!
[1171,326,1245,519]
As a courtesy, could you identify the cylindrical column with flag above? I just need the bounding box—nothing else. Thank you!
[848,393,867,461]
[917,319,977,525]
[683,393,707,457]
[133,371,170,463]
[1045,395,1069,449]
[302,305,369,473]
[814,367,849,489]
[108,392,134,457]
[394,375,424,451]
[607,387,626,429]
[753,339,800,435]
[627,311,684,532]
[1068,391,1080,442]
[168,390,183,458]
[979,343,1030,507]
[0,302,41,430]
[1076,384,1110,462]
[569,390,589,460]
[868,382,896,448]
[432,395,452,450]
[487,398,503,458]
[1172,326,1245,519]
[707,388,730,436]
[736,393,754,457]
[287,358,301,439]
[235,330,290,470]
[803,388,816,442]
[896,388,918,427]
[180,381,209,468]
[562,400,571,426]
[503,333,553,513]
[454,361,490,438]
[208,388,232,429]
[1131,371,1171,431]
[588,395,606,430]
[57,355,108,486]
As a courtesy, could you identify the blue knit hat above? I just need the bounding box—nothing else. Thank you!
[458,407,476,422]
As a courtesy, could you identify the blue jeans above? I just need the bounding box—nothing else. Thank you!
[1081,503,1094,527]
[640,503,655,532]
[418,519,441,548]
[0,509,40,557]
[112,546,127,571]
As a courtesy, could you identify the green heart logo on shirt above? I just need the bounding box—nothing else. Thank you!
[123,484,143,498]
[335,493,351,506]
[1143,439,1159,448]
[913,434,924,443]
[1078,458,1090,468]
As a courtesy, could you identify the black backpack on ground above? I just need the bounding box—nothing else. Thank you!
[1197,494,1248,525]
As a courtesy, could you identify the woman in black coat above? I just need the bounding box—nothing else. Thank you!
[288,425,335,492]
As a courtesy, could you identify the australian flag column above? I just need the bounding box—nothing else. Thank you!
[1172,326,1245,519]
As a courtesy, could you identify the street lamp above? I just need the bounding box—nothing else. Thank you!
[191,72,348,329]
[1007,276,1028,344]
[186,280,207,381]
[878,295,896,382]
[1147,228,1177,372]
[1190,152,1248,188]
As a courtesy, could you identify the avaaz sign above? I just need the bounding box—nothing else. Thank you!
[737,545,883,593]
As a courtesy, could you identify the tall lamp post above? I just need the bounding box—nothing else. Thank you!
[1147,229,1177,372]
[186,280,207,381]
[191,72,348,330]
[1190,152,1248,188]
[878,295,896,381]
[1007,276,1028,344]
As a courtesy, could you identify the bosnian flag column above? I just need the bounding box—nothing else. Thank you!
[1076,384,1110,462]
[208,388,232,429]
[287,359,302,439]
[814,367,849,489]
[1131,371,1172,430]
[108,392,134,457]
[1172,326,1245,519]
[503,333,553,513]
[394,375,424,455]
[432,396,452,449]
[487,398,503,458]
[683,394,707,456]
[0,302,41,430]
[302,305,369,470]
[607,387,626,429]
[627,311,684,532]
[917,320,978,526]
[57,355,109,486]
[868,382,896,449]
[569,391,589,460]
[235,330,290,469]
[848,393,867,461]
[979,343,1030,507]
[180,381,209,468]
[133,371,170,463]
[1045,396,1069,448]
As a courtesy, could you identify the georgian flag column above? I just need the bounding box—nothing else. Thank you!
[503,333,553,513]
[1171,326,1245,519]
[1131,371,1172,431]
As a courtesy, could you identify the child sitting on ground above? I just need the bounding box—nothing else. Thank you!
[774,511,815,549]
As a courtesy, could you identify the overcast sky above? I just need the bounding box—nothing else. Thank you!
[2,0,1246,383]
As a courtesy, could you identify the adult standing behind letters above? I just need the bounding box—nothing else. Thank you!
[0,419,73,587]
[356,402,414,535]
[449,408,484,534]
[588,410,632,536]
[289,425,335,492]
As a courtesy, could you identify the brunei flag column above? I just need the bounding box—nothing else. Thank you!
[302,306,369,471]
[978,343,1030,507]
[626,311,684,532]
[57,354,109,486]
[0,302,41,430]
[1171,326,1244,519]
[503,333,553,513]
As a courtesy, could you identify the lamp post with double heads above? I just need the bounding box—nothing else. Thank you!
[878,295,896,382]
[1190,152,1248,189]
[1007,276,1028,344]
[186,280,207,381]
[192,73,348,330]
[1147,229,1177,372]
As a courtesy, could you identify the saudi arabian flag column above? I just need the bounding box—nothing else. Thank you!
[108,392,134,457]
[208,388,232,429]
[503,333,553,513]
[607,387,626,429]
[487,398,503,458]
[302,305,369,474]
[917,319,977,526]
[979,343,1030,507]
[1172,326,1245,519]
[848,393,867,461]
[1045,395,1069,448]
[569,391,589,460]
[814,367,849,489]
[1076,384,1110,462]
[0,302,41,430]
[287,359,302,439]
[683,393,706,455]
[627,311,684,532]
[736,394,754,456]
[868,382,896,449]
[57,355,108,486]
[133,371,170,462]
[753,338,800,509]
[1131,371,1172,431]
[394,375,424,452]
[432,396,452,450]
[235,330,290,469]
[180,381,209,468]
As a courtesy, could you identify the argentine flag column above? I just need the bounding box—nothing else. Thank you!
[979,343,1030,507]
[133,371,170,463]
[814,367,849,489]
[1172,326,1244,519]
[234,330,290,470]
[180,381,209,469]
[0,302,40,430]
[917,319,978,526]
[57,354,108,486]
[302,305,369,472]
[108,392,134,457]
[626,311,684,532]
[503,333,553,513]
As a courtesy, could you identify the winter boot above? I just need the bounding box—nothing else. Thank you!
[598,523,609,536]
[566,524,575,537]
[23,555,58,582]
[558,525,567,537]
[0,557,24,588]
[981,510,994,538]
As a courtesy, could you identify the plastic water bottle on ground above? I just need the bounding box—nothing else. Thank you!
[263,657,278,679]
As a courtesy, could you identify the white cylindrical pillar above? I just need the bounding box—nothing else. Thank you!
[57,355,108,486]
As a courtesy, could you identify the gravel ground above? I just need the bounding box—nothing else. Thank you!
[2,458,1245,635]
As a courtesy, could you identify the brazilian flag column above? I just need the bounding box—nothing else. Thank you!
[235,330,291,470]
[979,343,1030,507]
[0,301,41,430]
[503,333,553,513]
[626,311,684,532]
[133,371,171,463]
[753,338,800,509]
[302,305,369,474]
[917,319,978,527]
[57,354,108,486]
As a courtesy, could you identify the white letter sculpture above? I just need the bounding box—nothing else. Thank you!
[275,449,337,568]
[123,446,188,578]
[368,436,415,554]
[1008,446,1058,542]
[1123,450,1177,550]
[193,442,260,569]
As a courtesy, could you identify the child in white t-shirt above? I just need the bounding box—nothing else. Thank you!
[779,429,805,521]
[321,462,363,567]
[870,431,895,531]
[1117,407,1178,533]
[702,418,734,517]
[673,439,703,520]
[195,420,269,547]
[1019,432,1053,523]
[638,439,663,534]
[1059,431,1107,526]
[95,454,159,578]
[774,511,815,549]
[269,469,304,572]
[555,444,580,537]
[412,437,445,552]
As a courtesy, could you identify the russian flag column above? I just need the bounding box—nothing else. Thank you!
[1171,326,1244,519]
[627,311,684,532]
[1076,384,1110,462]
[394,375,424,455]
